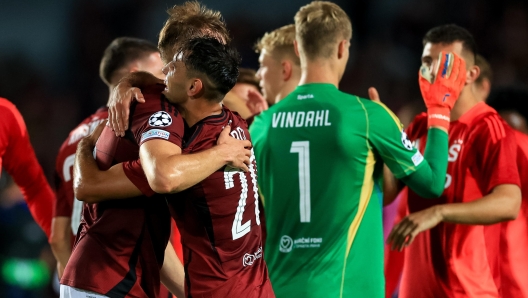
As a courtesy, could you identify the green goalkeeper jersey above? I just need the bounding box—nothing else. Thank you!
[250,83,432,298]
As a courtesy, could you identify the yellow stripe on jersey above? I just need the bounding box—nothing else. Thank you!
[371,100,404,130]
[340,150,375,297]
[339,98,376,297]
[258,187,266,207]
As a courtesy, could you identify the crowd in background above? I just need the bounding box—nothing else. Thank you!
[1,0,528,297]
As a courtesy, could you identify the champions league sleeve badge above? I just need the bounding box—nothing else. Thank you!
[149,111,172,127]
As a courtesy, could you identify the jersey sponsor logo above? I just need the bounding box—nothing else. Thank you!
[140,129,170,142]
[279,235,323,253]
[280,235,293,253]
[411,151,424,166]
[242,246,262,267]
[297,94,314,100]
[149,111,172,127]
[401,130,413,150]
[272,110,331,128]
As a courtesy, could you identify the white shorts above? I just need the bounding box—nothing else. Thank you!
[60,285,109,298]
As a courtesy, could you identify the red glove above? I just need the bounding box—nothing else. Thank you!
[419,51,466,130]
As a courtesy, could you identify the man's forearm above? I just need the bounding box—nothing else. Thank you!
[143,145,231,194]
[49,217,72,278]
[437,184,521,224]
[160,242,185,297]
[402,128,448,198]
[74,138,142,203]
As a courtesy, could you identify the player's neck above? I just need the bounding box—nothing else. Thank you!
[277,75,300,102]
[451,87,479,121]
[180,98,222,127]
[298,59,340,88]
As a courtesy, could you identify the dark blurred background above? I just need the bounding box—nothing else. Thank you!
[1,0,527,296]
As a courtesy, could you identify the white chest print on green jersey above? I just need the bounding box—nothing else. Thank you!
[279,235,324,253]
[271,110,332,128]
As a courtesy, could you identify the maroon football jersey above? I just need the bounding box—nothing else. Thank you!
[54,107,108,239]
[61,85,180,298]
[398,102,521,298]
[170,107,273,298]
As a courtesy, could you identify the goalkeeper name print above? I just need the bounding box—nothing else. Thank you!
[271,110,332,128]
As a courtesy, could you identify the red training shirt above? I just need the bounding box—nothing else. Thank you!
[399,102,520,298]
[0,97,55,238]
[500,129,528,297]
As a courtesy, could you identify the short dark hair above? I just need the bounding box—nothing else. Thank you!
[99,37,158,86]
[475,54,493,85]
[487,87,528,121]
[237,68,260,90]
[422,24,477,64]
[158,1,230,63]
[178,37,240,102]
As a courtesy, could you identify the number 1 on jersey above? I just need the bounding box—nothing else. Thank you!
[290,141,311,223]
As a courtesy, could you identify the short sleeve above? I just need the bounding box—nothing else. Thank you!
[129,91,184,148]
[368,102,425,179]
[473,116,521,193]
[123,159,155,197]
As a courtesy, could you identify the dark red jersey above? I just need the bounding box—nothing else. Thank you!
[61,85,178,298]
[125,107,274,298]
[500,130,528,297]
[173,107,272,298]
[398,102,520,298]
[0,97,55,237]
[54,107,108,239]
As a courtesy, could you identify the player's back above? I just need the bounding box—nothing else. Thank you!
[251,83,402,297]
[54,107,108,238]
[61,89,172,298]
[168,107,273,298]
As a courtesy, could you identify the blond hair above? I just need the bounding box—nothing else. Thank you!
[158,1,230,62]
[255,24,299,65]
[294,1,352,60]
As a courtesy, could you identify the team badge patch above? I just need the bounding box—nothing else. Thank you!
[401,130,413,150]
[149,111,172,127]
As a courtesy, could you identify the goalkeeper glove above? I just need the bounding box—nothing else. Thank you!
[419,51,467,130]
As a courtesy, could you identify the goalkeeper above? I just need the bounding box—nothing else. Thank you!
[249,3,466,297]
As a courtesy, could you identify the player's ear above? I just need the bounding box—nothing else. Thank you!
[466,64,480,85]
[293,40,300,57]
[188,79,203,97]
[337,40,348,60]
[282,60,292,81]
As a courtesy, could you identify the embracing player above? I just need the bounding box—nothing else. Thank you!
[51,36,165,278]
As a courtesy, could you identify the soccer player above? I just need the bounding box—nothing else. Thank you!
[0,97,55,238]
[249,2,465,297]
[487,88,528,298]
[386,25,521,297]
[76,37,273,297]
[251,24,300,113]
[51,37,165,278]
